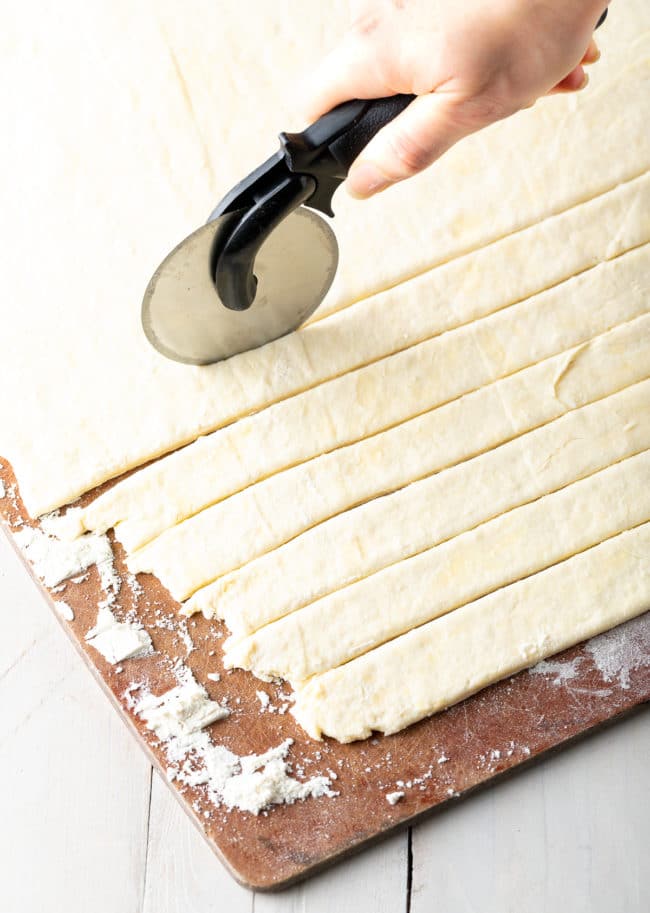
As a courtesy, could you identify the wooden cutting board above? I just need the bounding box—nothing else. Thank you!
[1,458,649,891]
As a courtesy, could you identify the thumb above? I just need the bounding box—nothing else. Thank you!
[346,91,494,199]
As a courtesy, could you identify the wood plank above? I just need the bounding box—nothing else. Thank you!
[253,832,408,913]
[3,508,648,911]
[1,459,649,890]
[0,531,152,913]
[410,707,650,913]
[143,771,253,913]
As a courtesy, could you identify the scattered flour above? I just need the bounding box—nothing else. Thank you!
[13,524,119,595]
[178,619,195,655]
[85,605,153,664]
[14,518,134,660]
[530,614,650,691]
[215,741,336,815]
[133,669,336,815]
[54,600,74,622]
[207,672,221,683]
[386,791,405,805]
[135,667,229,746]
[126,572,144,600]
[256,690,270,710]
[586,614,650,690]
[38,507,85,540]
[530,656,582,686]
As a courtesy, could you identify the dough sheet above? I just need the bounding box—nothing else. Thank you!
[76,173,650,549]
[0,3,648,515]
[1,1,649,742]
[128,250,650,601]
[188,380,650,628]
[292,523,650,741]
[227,450,650,683]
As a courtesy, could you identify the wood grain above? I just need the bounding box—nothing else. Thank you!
[1,458,648,891]
[0,530,152,913]
[2,518,649,911]
[410,709,650,913]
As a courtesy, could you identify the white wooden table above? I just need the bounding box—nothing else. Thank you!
[1,530,648,913]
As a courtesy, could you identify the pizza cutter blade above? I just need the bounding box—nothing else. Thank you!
[142,206,338,365]
[141,4,609,366]
[141,94,415,365]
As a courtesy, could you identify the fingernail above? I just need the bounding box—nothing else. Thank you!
[580,71,590,90]
[346,162,391,199]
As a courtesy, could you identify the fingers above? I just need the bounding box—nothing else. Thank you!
[345,92,476,199]
[300,38,391,122]
[582,37,600,64]
[549,64,588,95]
[550,37,600,95]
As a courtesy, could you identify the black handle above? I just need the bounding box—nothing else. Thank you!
[209,5,609,309]
[281,94,414,215]
[212,174,315,311]
[310,94,414,172]
[282,6,608,215]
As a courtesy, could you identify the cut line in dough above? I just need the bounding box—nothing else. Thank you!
[2,13,648,518]
[226,449,650,684]
[73,173,650,548]
[292,522,650,741]
[188,379,650,625]
[188,313,650,625]
[128,248,650,600]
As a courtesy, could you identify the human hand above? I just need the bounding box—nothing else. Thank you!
[304,0,607,198]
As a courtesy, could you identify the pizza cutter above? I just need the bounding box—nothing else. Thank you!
[142,10,608,366]
[141,94,415,365]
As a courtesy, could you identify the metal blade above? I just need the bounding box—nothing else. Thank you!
[142,207,338,365]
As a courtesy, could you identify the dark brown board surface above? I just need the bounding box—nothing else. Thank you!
[2,458,649,891]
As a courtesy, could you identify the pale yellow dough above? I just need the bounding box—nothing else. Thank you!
[128,249,650,601]
[188,315,650,625]
[190,379,650,648]
[1,2,649,745]
[292,524,650,742]
[227,450,650,684]
[0,4,649,516]
[76,173,650,550]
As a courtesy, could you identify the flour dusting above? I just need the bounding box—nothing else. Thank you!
[85,605,153,664]
[13,524,119,593]
[529,614,650,691]
[530,656,582,685]
[132,667,336,815]
[586,614,650,689]
[54,600,75,622]
[38,508,84,541]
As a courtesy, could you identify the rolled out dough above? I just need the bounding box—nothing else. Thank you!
[292,523,650,742]
[2,2,649,744]
[76,173,650,549]
[128,248,650,600]
[191,379,650,641]
[227,450,650,683]
[0,4,649,516]
[187,314,650,625]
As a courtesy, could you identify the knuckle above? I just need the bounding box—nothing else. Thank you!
[458,93,516,124]
[386,129,434,176]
